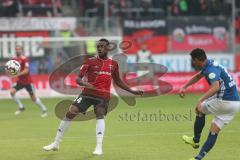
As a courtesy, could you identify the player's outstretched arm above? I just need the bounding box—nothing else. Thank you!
[9,68,29,78]
[114,77,143,95]
[17,68,29,76]
[195,81,220,113]
[199,81,220,102]
[179,72,204,98]
[113,63,143,96]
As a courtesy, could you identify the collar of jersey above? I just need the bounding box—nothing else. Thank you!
[201,59,211,73]
[96,55,109,61]
[203,59,212,69]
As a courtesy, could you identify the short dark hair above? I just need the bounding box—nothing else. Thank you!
[190,48,207,61]
[99,38,109,46]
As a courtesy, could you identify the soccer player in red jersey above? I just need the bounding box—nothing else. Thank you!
[43,39,143,154]
[9,45,47,117]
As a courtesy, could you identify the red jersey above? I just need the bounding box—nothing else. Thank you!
[12,56,32,84]
[79,56,120,100]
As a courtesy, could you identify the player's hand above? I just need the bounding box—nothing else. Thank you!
[5,69,18,78]
[76,78,95,90]
[179,87,186,98]
[5,68,11,76]
[131,90,144,96]
[80,81,95,90]
[195,101,203,114]
[84,83,96,90]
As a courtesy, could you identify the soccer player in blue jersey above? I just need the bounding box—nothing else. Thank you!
[179,48,240,160]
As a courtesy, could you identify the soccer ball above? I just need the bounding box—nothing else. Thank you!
[5,60,21,75]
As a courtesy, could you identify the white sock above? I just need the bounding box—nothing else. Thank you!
[11,94,24,109]
[54,118,71,145]
[96,119,105,149]
[35,98,47,112]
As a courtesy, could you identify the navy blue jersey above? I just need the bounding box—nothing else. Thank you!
[201,59,239,101]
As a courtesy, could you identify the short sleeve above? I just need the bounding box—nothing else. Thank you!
[207,67,221,84]
[79,59,89,78]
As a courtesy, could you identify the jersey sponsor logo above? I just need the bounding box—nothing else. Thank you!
[95,71,112,76]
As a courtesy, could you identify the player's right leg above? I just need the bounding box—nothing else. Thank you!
[10,83,25,115]
[25,83,48,117]
[42,104,78,151]
[43,95,92,151]
[193,120,221,160]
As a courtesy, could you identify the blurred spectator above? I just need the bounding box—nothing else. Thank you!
[171,0,180,16]
[179,0,188,15]
[95,0,104,17]
[23,0,51,5]
[38,58,48,74]
[54,52,63,70]
[140,0,152,9]
[86,40,97,56]
[136,44,153,64]
[209,0,222,16]
[0,0,19,17]
[199,0,208,15]
[135,44,159,90]
[21,0,61,17]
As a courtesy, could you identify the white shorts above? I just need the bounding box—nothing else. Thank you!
[201,98,240,129]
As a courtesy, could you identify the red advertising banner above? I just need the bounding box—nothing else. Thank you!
[125,72,240,94]
[122,19,168,54]
[169,17,228,52]
[0,31,49,37]
[235,54,240,71]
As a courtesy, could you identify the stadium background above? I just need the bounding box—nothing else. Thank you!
[1,0,240,98]
[0,1,240,160]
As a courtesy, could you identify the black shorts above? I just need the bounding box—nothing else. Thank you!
[72,95,109,114]
[13,83,35,96]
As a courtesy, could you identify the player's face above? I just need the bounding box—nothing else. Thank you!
[97,41,108,58]
[15,46,23,57]
[191,58,202,70]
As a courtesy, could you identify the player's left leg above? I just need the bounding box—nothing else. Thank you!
[183,113,205,149]
[93,101,108,155]
[43,95,95,151]
[26,84,48,117]
[43,105,79,151]
[11,83,25,115]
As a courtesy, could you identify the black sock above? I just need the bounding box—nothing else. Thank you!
[196,132,218,160]
[193,114,205,143]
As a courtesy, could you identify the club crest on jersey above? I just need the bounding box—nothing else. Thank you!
[208,73,216,79]
[109,65,113,71]
[94,66,99,69]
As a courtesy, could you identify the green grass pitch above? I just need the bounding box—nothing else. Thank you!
[0,94,239,160]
